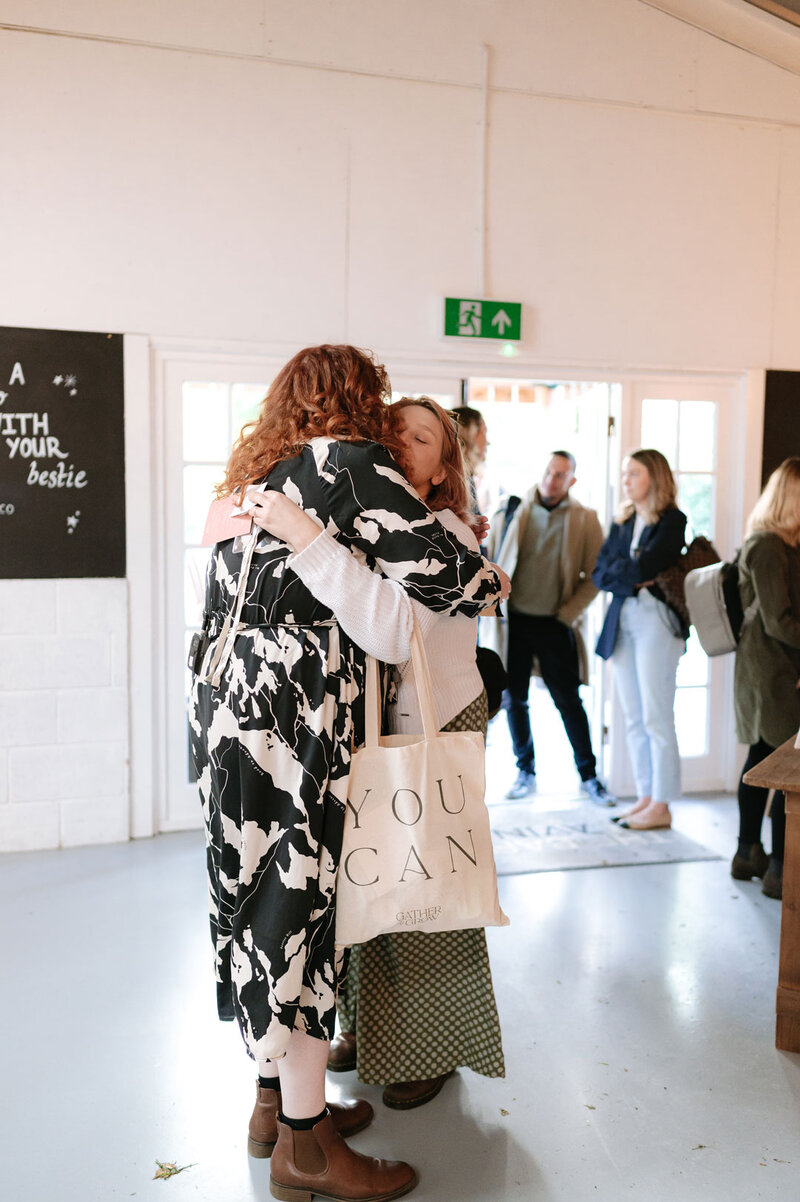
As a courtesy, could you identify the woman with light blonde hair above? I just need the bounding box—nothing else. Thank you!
[732,457,800,900]
[593,449,688,830]
[746,455,800,544]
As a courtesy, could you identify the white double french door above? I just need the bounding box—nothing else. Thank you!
[605,377,744,797]
[159,356,281,832]
[155,354,748,831]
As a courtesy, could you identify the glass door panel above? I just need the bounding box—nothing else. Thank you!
[607,379,737,796]
[162,362,277,832]
[464,376,616,791]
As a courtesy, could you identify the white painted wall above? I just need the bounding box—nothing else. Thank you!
[1,0,798,847]
[0,579,129,849]
[2,0,800,364]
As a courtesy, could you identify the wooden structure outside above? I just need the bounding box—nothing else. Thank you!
[744,734,800,1052]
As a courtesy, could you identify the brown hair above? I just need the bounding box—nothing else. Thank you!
[218,344,396,497]
[746,457,800,546]
[451,404,486,473]
[615,448,678,525]
[390,397,469,521]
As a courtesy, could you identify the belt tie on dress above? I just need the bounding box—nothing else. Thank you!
[200,532,337,687]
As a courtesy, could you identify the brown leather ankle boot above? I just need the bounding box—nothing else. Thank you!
[382,1071,455,1110]
[248,1084,373,1159]
[269,1113,418,1202]
[327,1031,357,1073]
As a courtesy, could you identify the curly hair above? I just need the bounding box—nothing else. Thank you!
[615,448,678,525]
[747,456,800,546]
[390,397,469,521]
[218,344,397,497]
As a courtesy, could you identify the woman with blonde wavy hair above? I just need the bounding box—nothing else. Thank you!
[592,449,688,831]
[189,347,506,1202]
[731,457,800,900]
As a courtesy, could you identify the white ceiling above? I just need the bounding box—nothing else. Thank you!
[643,0,800,73]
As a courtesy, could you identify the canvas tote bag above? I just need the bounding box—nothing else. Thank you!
[335,624,509,948]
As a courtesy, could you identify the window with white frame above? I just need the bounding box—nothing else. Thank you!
[182,380,268,781]
[640,397,718,759]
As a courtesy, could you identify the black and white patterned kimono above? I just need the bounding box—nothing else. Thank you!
[189,438,502,1062]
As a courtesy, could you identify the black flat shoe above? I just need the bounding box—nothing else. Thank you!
[730,842,769,881]
[761,857,783,900]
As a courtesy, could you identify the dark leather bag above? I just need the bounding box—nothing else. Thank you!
[476,645,508,719]
[654,535,721,629]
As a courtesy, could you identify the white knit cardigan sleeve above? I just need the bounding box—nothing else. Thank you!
[288,530,437,663]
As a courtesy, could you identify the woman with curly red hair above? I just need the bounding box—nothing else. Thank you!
[190,347,505,1202]
[251,396,506,1110]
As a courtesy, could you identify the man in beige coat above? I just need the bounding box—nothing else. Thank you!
[485,451,615,804]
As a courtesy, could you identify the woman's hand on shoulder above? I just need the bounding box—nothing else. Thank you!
[469,513,490,543]
[247,489,322,552]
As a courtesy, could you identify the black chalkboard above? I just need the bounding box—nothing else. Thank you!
[763,370,800,488]
[0,326,125,578]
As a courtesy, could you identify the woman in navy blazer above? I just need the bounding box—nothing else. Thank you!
[593,449,687,830]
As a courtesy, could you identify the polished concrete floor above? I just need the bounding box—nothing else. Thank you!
[2,785,797,1202]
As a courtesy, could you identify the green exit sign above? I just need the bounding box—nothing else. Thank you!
[444,297,522,341]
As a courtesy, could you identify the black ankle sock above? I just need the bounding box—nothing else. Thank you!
[258,1076,281,1091]
[279,1107,328,1130]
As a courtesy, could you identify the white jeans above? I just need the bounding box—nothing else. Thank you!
[612,590,684,803]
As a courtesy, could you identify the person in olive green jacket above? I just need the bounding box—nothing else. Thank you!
[732,457,800,900]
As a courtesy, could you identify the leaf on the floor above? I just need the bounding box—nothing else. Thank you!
[153,1161,195,1180]
[692,1144,708,1150]
[500,1108,509,1116]
[585,1104,596,1110]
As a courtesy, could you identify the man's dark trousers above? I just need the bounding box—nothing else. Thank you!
[503,611,596,780]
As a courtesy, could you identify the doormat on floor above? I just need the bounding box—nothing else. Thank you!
[490,802,722,876]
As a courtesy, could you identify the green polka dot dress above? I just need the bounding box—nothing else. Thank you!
[337,691,505,1084]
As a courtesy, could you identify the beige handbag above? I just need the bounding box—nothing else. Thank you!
[334,623,509,948]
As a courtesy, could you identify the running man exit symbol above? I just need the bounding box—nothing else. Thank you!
[459,300,482,336]
[444,297,521,341]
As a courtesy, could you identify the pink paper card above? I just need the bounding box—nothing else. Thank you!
[200,494,253,546]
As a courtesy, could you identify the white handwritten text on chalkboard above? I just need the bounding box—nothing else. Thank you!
[26,461,87,488]
[0,326,125,578]
[4,413,69,461]
[2,367,89,490]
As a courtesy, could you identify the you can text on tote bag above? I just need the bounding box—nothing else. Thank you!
[335,624,509,947]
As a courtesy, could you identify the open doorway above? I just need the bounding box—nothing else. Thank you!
[461,376,621,803]
[156,355,744,833]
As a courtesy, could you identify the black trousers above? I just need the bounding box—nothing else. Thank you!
[737,738,786,860]
[503,611,596,781]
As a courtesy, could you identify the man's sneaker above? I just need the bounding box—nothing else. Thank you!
[580,777,617,807]
[505,770,537,799]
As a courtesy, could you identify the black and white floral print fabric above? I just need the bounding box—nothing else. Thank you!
[189,438,501,1062]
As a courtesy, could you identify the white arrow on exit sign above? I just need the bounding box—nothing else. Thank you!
[491,310,513,335]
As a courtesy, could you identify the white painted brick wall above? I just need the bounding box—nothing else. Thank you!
[0,581,57,635]
[0,802,60,850]
[0,692,57,745]
[10,742,126,803]
[0,579,130,851]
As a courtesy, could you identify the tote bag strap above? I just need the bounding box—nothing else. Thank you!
[363,617,439,747]
[409,621,439,740]
[203,529,258,687]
